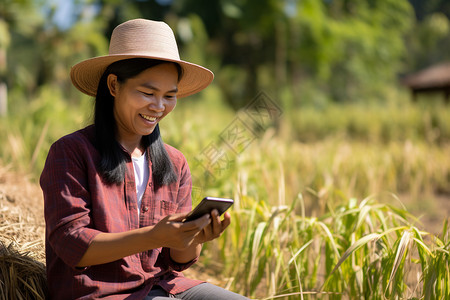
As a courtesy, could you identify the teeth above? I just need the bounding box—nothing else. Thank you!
[141,114,157,122]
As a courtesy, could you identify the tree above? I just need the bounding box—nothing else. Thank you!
[0,0,41,115]
[286,0,414,102]
[404,0,450,71]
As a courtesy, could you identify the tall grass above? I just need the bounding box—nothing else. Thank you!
[203,190,449,299]
[0,86,91,175]
[288,100,450,144]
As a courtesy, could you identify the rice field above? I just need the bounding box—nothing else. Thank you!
[0,91,449,298]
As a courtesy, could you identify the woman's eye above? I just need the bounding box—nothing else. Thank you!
[141,91,153,97]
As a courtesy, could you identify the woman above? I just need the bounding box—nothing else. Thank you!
[40,19,248,299]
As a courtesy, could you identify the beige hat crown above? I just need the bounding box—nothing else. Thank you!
[70,19,214,98]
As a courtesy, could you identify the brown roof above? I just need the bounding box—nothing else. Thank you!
[402,62,450,89]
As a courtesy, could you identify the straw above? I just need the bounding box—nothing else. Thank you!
[0,242,48,300]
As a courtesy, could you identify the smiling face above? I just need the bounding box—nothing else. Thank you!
[107,63,179,152]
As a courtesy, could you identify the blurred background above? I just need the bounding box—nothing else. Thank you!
[0,1,449,297]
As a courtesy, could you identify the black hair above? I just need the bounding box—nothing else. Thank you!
[94,58,182,186]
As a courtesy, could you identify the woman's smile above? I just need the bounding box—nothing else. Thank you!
[139,113,158,123]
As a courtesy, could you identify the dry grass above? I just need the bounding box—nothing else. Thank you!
[0,165,47,299]
[0,165,45,262]
[0,242,47,300]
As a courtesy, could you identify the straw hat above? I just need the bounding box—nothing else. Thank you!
[70,19,214,98]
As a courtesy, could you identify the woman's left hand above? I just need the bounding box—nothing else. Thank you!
[169,210,231,263]
[193,210,231,245]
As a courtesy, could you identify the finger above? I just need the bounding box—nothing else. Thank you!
[202,219,213,239]
[183,214,211,231]
[210,209,222,235]
[166,212,189,222]
[194,214,211,228]
[220,212,231,231]
[212,211,231,237]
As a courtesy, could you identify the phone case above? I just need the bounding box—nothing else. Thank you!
[183,197,234,222]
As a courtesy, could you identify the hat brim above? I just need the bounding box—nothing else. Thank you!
[70,54,214,99]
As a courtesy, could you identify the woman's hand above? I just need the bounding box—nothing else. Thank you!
[156,210,231,264]
[151,212,211,250]
[192,209,231,245]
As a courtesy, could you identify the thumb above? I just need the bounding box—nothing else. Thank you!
[166,212,189,222]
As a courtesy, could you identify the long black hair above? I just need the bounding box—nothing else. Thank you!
[94,58,182,186]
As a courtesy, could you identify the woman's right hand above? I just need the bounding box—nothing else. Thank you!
[150,212,211,250]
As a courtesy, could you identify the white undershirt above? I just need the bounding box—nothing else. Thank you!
[132,152,149,216]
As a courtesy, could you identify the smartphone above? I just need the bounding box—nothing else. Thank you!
[182,197,234,222]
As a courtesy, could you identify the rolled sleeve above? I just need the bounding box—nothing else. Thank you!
[41,139,101,268]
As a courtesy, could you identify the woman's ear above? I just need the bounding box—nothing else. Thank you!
[107,74,118,97]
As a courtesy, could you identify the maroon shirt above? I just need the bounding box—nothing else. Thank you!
[40,125,203,299]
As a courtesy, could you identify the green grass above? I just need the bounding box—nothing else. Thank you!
[202,192,449,299]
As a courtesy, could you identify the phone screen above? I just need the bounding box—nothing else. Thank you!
[183,197,234,222]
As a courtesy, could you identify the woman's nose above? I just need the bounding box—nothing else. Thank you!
[148,97,164,112]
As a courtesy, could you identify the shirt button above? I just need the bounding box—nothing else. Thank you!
[142,206,149,213]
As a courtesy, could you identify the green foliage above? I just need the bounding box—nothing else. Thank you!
[283,0,415,103]
[402,0,450,87]
[1,0,445,109]
[0,85,91,174]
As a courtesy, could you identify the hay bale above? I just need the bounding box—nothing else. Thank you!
[0,242,48,300]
